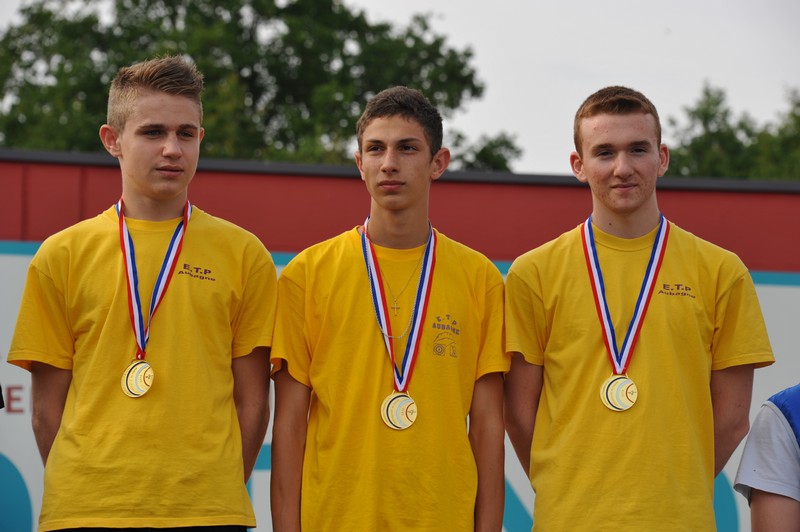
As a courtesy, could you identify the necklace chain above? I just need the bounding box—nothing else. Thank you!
[376,250,425,339]
[382,248,426,317]
[368,229,432,340]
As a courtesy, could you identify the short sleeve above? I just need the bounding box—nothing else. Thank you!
[231,247,278,358]
[734,402,800,502]
[270,260,312,386]
[711,268,774,370]
[475,267,510,379]
[8,260,75,371]
[504,263,546,365]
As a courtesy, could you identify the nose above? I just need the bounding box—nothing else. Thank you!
[613,153,634,178]
[380,147,399,173]
[162,133,181,158]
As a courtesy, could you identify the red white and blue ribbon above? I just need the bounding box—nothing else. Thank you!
[581,215,669,375]
[116,199,191,360]
[361,218,436,393]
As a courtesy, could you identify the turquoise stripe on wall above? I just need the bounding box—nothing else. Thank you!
[0,241,41,255]
[3,242,800,286]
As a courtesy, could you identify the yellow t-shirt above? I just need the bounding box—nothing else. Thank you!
[8,206,277,531]
[272,227,509,531]
[505,222,774,531]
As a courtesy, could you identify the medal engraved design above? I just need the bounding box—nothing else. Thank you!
[121,359,154,398]
[600,374,637,411]
[381,392,417,430]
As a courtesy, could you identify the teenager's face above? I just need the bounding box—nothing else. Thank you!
[570,112,668,219]
[355,115,449,214]
[101,91,204,211]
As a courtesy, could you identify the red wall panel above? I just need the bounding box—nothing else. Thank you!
[0,162,24,240]
[24,164,83,241]
[2,155,798,272]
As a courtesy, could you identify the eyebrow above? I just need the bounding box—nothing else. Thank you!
[363,136,424,145]
[591,140,651,152]
[136,123,200,131]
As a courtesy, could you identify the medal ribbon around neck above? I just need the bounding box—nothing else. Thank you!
[116,199,192,360]
[581,214,669,375]
[361,217,436,393]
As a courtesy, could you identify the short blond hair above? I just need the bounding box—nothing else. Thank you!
[573,86,661,155]
[107,55,204,132]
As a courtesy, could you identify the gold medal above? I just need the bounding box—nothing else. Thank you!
[600,374,637,411]
[381,392,417,430]
[121,359,154,398]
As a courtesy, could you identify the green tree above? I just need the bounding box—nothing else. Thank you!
[450,131,522,172]
[747,90,800,180]
[0,0,522,170]
[666,83,800,180]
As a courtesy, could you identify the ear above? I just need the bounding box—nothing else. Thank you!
[570,151,587,183]
[354,150,366,182]
[430,147,451,182]
[657,144,669,177]
[99,125,121,158]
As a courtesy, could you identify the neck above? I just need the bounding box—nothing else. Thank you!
[366,208,430,249]
[591,206,661,239]
[121,193,187,221]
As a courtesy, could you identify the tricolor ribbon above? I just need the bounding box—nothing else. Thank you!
[581,215,669,375]
[116,199,191,360]
[361,218,436,393]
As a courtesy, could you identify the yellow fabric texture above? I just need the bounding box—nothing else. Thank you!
[505,222,774,531]
[8,206,277,530]
[272,227,509,531]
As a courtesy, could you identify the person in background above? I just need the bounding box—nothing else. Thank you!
[504,85,775,530]
[270,86,508,531]
[735,383,800,532]
[7,55,276,531]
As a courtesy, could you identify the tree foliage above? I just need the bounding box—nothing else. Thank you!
[666,83,800,180]
[0,0,522,170]
[449,131,522,172]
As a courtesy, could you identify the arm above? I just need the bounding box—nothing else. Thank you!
[271,366,311,532]
[503,352,543,477]
[711,364,754,476]
[469,372,505,532]
[30,362,72,464]
[750,489,800,532]
[232,346,271,482]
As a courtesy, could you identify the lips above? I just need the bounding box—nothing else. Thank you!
[157,165,183,176]
[378,180,404,191]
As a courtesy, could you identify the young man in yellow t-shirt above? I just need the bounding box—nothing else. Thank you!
[7,56,276,531]
[270,86,509,531]
[504,86,775,530]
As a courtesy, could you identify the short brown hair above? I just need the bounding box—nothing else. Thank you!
[356,86,443,157]
[573,86,661,155]
[107,55,204,132]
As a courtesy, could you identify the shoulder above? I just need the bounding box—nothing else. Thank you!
[509,224,582,275]
[768,384,800,425]
[434,230,502,281]
[770,383,800,405]
[190,207,271,256]
[282,228,358,276]
[668,222,744,265]
[191,207,262,243]
[32,208,117,264]
[188,209,278,279]
[667,222,750,279]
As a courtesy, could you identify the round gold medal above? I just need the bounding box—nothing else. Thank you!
[121,360,154,398]
[600,374,637,411]
[381,392,417,430]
